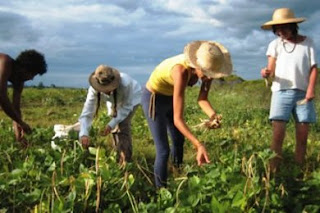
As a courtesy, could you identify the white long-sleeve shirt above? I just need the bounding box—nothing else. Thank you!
[79,73,142,137]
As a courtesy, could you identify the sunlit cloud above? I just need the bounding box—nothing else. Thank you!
[0,0,319,87]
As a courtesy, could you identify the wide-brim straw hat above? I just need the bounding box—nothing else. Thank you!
[184,40,233,78]
[89,65,120,93]
[261,8,306,30]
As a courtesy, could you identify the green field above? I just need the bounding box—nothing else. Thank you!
[0,76,320,212]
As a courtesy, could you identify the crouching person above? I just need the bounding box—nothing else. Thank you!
[79,65,142,165]
[0,50,47,146]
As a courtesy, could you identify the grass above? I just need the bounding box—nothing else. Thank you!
[0,74,320,212]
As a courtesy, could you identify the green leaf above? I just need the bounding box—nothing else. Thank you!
[66,190,76,202]
[159,188,172,201]
[209,168,221,179]
[187,193,200,207]
[25,188,41,203]
[220,172,227,182]
[231,191,246,209]
[211,195,222,213]
[47,162,56,172]
[11,168,24,178]
[89,147,97,155]
[189,175,200,188]
[128,174,135,186]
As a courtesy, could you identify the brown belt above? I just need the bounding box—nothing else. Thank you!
[146,81,156,120]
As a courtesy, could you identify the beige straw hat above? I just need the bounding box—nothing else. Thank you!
[89,65,120,93]
[184,40,232,78]
[261,8,306,30]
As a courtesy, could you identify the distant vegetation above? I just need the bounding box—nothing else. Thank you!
[0,74,319,212]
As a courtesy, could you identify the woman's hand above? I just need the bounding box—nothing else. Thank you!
[196,145,210,166]
[261,67,271,78]
[81,136,90,149]
[306,89,315,101]
[207,114,222,129]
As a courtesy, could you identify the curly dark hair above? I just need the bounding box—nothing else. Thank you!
[15,49,47,75]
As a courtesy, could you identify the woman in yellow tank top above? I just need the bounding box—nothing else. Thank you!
[141,40,233,188]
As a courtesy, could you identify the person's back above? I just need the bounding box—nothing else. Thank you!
[147,54,189,96]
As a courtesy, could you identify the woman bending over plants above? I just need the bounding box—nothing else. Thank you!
[141,40,233,187]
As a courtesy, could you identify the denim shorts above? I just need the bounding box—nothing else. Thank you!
[269,89,317,123]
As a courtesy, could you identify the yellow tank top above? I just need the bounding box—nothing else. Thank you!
[148,54,190,96]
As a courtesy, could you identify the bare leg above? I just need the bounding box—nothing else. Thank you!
[295,122,309,165]
[270,121,286,172]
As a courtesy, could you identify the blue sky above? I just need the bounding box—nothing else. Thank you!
[1,0,319,88]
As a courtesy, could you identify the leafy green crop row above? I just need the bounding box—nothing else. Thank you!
[0,77,320,212]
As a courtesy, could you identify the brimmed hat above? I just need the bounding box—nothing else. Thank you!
[184,40,232,78]
[89,65,120,93]
[261,8,306,30]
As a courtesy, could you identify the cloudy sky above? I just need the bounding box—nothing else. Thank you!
[1,0,319,88]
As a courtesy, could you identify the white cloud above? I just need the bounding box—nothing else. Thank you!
[1,0,319,87]
[1,1,146,26]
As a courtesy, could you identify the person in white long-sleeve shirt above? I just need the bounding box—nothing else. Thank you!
[79,65,142,164]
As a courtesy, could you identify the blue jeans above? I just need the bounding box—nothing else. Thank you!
[141,88,184,187]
